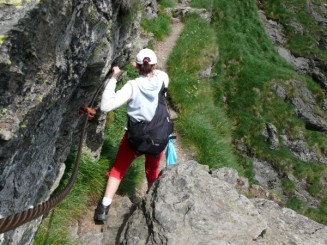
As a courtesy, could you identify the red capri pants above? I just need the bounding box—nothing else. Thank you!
[107,132,163,184]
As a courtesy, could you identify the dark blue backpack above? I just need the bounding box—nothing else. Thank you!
[127,83,174,155]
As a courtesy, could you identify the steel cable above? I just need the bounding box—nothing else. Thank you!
[0,117,88,234]
[0,71,112,234]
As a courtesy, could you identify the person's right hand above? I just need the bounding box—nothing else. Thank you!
[112,66,121,78]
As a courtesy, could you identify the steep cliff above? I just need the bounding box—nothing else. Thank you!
[0,0,153,243]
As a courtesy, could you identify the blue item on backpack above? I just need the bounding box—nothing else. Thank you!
[165,136,177,166]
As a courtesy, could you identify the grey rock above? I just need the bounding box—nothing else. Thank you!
[77,233,103,245]
[211,167,250,195]
[311,59,327,89]
[273,83,287,100]
[119,161,268,244]
[281,132,327,164]
[262,122,279,149]
[0,1,40,34]
[178,0,191,7]
[142,0,158,19]
[252,158,282,193]
[198,66,217,79]
[287,173,320,208]
[318,34,327,50]
[0,113,20,142]
[1,217,43,245]
[103,195,133,245]
[272,80,327,164]
[252,199,327,244]
[307,0,327,27]
[0,0,154,243]
[273,80,327,133]
[0,129,13,141]
[49,163,65,194]
[258,10,286,45]
[198,51,218,79]
[211,167,240,185]
[288,19,304,35]
[166,7,211,22]
[277,47,310,74]
[258,6,327,89]
[118,162,327,245]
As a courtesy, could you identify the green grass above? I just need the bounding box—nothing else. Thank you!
[260,0,327,60]
[35,154,108,244]
[141,13,172,40]
[190,0,212,9]
[287,196,327,225]
[158,0,176,8]
[286,197,307,214]
[189,0,327,224]
[168,16,241,172]
[0,35,7,45]
[306,197,327,225]
[0,0,22,6]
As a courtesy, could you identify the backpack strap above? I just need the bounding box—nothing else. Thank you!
[159,81,172,120]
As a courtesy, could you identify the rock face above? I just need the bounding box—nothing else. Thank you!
[118,161,327,244]
[253,199,327,245]
[258,6,327,88]
[0,0,155,243]
[165,7,211,22]
[256,3,327,208]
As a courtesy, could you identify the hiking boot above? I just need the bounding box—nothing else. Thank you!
[94,201,110,223]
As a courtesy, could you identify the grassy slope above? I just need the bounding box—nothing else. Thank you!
[260,0,327,60]
[168,17,242,172]
[166,0,326,224]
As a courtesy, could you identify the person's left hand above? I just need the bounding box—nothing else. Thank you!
[79,104,96,119]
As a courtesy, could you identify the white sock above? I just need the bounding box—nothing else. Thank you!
[102,197,112,206]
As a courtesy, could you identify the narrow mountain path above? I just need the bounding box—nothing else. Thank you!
[71,19,191,245]
[155,20,194,166]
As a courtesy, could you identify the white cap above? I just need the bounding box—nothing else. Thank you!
[136,48,157,65]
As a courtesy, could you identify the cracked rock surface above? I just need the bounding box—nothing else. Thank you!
[117,161,327,245]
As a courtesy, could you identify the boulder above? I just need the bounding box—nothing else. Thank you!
[118,161,327,244]
[119,161,267,244]
[252,199,327,244]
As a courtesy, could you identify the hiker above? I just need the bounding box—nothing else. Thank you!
[94,48,170,223]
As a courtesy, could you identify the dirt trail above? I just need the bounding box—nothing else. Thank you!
[129,19,192,202]
[155,20,193,166]
[155,20,183,71]
[72,19,191,245]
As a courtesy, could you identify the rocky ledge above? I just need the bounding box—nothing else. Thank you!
[116,161,327,245]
